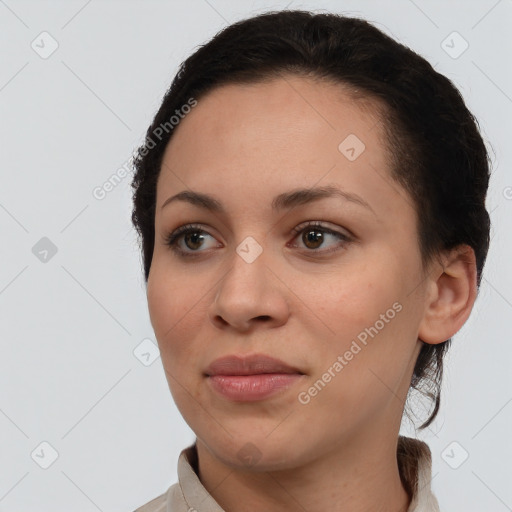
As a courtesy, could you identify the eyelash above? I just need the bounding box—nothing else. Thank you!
[164,221,352,258]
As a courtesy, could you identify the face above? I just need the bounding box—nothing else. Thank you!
[147,75,429,470]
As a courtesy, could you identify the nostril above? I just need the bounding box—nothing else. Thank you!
[215,316,229,326]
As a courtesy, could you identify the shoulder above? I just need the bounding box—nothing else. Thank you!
[132,490,167,512]
[132,482,188,512]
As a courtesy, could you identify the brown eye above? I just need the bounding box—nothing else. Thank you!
[182,232,205,250]
[290,221,352,255]
[302,229,324,249]
[164,223,220,257]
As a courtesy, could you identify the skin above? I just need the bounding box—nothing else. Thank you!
[146,74,477,512]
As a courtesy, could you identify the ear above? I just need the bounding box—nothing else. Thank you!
[418,244,478,345]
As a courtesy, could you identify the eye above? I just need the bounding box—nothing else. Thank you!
[164,223,220,257]
[288,221,352,255]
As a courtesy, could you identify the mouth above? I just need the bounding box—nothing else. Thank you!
[205,353,304,377]
[204,353,305,402]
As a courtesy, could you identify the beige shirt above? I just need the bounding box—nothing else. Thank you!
[134,435,440,512]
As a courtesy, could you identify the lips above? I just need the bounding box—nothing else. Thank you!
[205,354,304,376]
[205,354,305,402]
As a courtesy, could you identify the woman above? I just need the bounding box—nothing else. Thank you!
[130,9,491,512]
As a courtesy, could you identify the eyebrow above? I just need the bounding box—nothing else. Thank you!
[160,184,375,216]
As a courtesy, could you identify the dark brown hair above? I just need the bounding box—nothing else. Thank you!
[130,10,491,429]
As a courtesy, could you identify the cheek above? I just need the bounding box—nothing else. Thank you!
[146,264,211,369]
[306,260,395,339]
[308,256,414,375]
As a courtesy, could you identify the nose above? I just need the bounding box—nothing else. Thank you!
[208,242,290,332]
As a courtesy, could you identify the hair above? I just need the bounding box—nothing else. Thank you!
[130,9,491,430]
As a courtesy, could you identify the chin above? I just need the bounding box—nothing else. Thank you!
[198,426,311,472]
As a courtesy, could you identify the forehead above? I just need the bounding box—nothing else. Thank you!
[156,75,409,222]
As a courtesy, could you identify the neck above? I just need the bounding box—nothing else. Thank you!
[195,426,412,512]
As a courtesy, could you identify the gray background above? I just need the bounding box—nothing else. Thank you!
[0,0,511,510]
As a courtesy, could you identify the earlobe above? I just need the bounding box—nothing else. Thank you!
[417,245,477,345]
